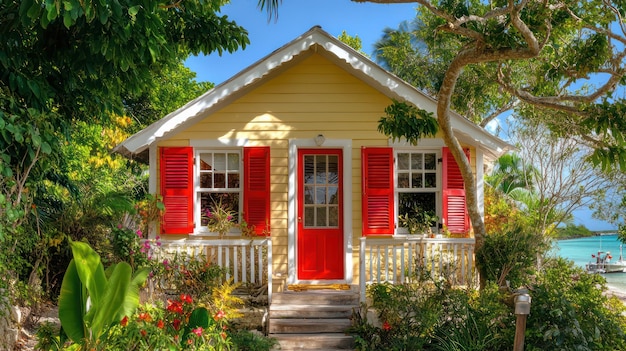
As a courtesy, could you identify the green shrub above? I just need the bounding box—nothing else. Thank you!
[476,222,547,288]
[525,258,626,351]
[229,330,277,351]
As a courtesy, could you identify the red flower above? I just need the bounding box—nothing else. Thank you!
[214,310,225,321]
[192,327,203,337]
[120,316,128,327]
[187,338,194,345]
[180,294,193,304]
[220,332,227,339]
[138,312,152,322]
[382,321,392,331]
[140,329,147,337]
[173,318,182,330]
[156,320,165,329]
[167,299,183,314]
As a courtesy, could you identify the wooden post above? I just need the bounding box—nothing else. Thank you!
[513,289,531,351]
[513,314,528,351]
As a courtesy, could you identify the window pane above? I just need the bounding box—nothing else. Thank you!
[328,186,338,204]
[315,156,326,184]
[424,153,436,170]
[304,186,315,204]
[227,173,240,188]
[214,154,226,170]
[200,174,212,188]
[200,154,213,170]
[398,153,409,170]
[328,156,338,184]
[304,207,315,227]
[228,153,239,170]
[399,193,436,218]
[412,173,423,188]
[201,193,240,226]
[329,206,338,227]
[411,153,423,170]
[304,155,315,184]
[316,207,327,226]
[398,173,409,188]
[315,187,326,204]
[425,173,437,188]
[214,173,225,188]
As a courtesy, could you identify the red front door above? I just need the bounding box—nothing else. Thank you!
[297,149,344,280]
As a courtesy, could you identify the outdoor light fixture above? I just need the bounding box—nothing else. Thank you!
[513,288,532,351]
[314,134,326,146]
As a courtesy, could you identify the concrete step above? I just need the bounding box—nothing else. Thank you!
[271,291,359,306]
[268,318,352,334]
[270,304,355,319]
[272,333,354,350]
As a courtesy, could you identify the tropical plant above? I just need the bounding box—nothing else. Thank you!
[525,258,626,350]
[58,241,149,348]
[103,294,227,351]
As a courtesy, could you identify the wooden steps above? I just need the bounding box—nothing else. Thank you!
[269,290,358,350]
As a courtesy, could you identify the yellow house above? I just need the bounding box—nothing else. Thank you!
[115,26,511,300]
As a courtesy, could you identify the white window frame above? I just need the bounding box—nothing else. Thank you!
[193,148,243,236]
[394,148,442,235]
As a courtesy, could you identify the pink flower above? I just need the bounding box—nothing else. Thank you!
[227,215,233,221]
[163,259,169,266]
[192,327,203,337]
[136,230,142,237]
[117,224,122,229]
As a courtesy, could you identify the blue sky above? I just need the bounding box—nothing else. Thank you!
[185,0,416,84]
[183,1,616,231]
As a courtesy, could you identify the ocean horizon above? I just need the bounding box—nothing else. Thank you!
[553,234,626,293]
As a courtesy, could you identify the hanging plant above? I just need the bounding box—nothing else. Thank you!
[377,100,439,145]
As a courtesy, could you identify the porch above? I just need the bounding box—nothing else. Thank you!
[155,236,477,304]
[359,236,477,302]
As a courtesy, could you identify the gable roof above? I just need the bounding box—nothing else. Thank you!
[114,26,512,162]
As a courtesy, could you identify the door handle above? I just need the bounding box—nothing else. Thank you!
[298,217,302,223]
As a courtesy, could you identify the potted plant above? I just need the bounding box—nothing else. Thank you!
[398,205,439,236]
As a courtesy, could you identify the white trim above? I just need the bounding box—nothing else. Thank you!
[288,139,353,285]
[148,144,158,239]
[190,138,249,148]
[388,137,445,148]
[476,148,485,219]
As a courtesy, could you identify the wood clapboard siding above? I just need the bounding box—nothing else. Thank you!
[156,53,476,287]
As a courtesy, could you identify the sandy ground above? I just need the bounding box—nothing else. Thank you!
[606,284,626,303]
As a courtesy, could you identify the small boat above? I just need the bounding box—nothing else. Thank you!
[585,245,626,273]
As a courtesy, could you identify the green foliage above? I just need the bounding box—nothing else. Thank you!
[476,222,546,288]
[148,248,226,301]
[111,226,149,270]
[398,205,439,235]
[35,321,61,351]
[377,100,439,145]
[229,330,277,351]
[58,241,149,347]
[337,30,367,56]
[554,224,594,239]
[525,258,626,350]
[351,278,513,351]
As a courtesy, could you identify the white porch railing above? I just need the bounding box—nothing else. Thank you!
[158,238,272,303]
[359,236,476,302]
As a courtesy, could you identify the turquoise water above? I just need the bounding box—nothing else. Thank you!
[553,234,626,292]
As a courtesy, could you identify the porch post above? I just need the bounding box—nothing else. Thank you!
[360,237,366,303]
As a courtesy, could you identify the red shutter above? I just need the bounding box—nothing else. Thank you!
[442,147,470,235]
[243,146,271,236]
[160,147,194,234]
[362,147,394,236]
